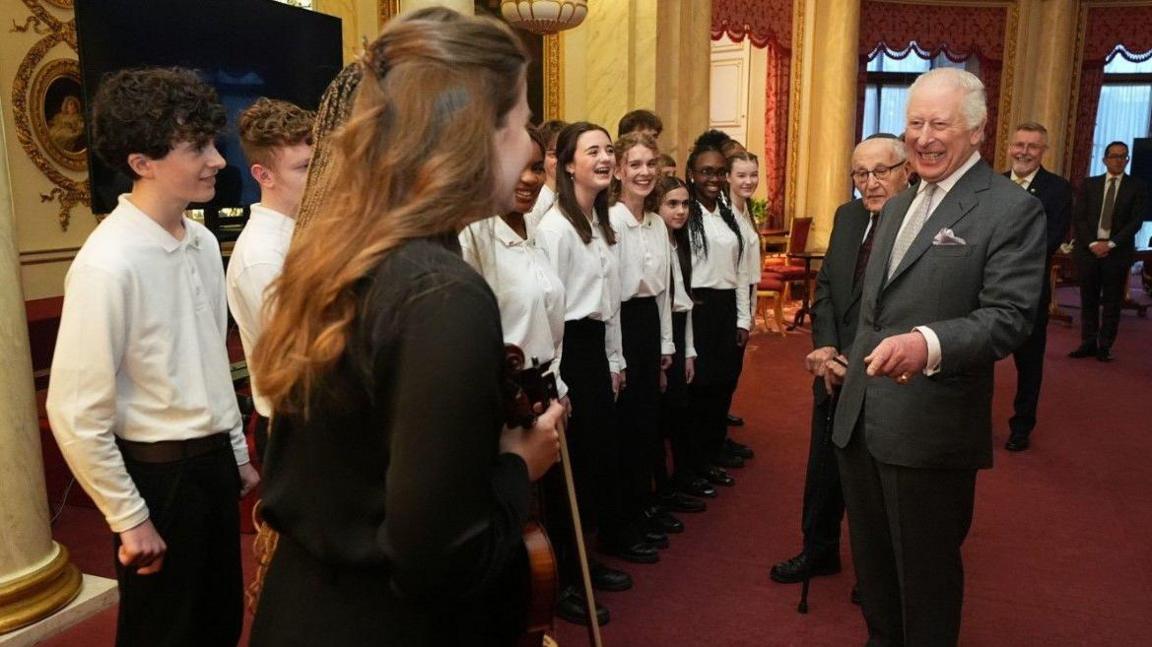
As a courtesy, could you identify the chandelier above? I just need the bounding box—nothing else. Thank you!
[500,0,587,35]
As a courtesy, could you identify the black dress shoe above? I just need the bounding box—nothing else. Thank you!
[676,476,717,499]
[1068,343,1098,358]
[589,561,632,592]
[727,413,745,426]
[642,530,669,549]
[769,551,842,583]
[724,438,755,459]
[556,586,610,626]
[598,541,659,564]
[701,465,735,487]
[657,490,707,513]
[1005,435,1030,452]
[710,451,745,469]
[1097,347,1113,362]
[851,584,861,605]
[642,505,685,533]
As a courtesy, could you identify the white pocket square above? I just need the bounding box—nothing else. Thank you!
[932,228,966,246]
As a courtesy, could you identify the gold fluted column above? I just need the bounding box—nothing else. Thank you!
[793,0,860,250]
[399,0,473,15]
[654,0,712,167]
[0,100,80,635]
[1015,0,1078,172]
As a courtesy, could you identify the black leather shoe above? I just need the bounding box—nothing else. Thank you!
[1068,343,1097,358]
[701,465,735,487]
[851,584,861,605]
[1005,435,1030,452]
[1097,347,1113,362]
[643,530,669,549]
[769,551,842,583]
[556,586,610,626]
[589,561,632,592]
[676,476,717,499]
[724,438,755,459]
[727,413,745,426]
[642,505,685,533]
[598,541,660,564]
[710,452,745,469]
[657,490,707,513]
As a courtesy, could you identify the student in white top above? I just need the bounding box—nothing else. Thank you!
[607,132,683,542]
[459,127,568,400]
[226,98,314,458]
[46,67,258,646]
[536,121,658,620]
[683,130,751,489]
[650,175,714,512]
[722,150,763,462]
[525,119,567,232]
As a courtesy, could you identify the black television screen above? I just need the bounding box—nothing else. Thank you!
[75,0,342,229]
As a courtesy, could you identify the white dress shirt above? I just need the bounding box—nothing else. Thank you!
[734,203,763,319]
[608,202,675,355]
[688,201,752,329]
[226,203,295,417]
[669,247,697,358]
[460,215,568,397]
[1009,167,1039,190]
[525,184,556,234]
[895,151,981,375]
[47,195,249,533]
[534,205,626,373]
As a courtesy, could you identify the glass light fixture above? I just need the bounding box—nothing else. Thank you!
[500,0,588,35]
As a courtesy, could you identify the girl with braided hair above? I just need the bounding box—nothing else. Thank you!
[683,130,751,490]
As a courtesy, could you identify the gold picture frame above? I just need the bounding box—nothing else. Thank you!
[43,0,74,9]
[30,58,87,172]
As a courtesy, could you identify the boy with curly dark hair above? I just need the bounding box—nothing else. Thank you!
[47,67,258,646]
[227,98,314,457]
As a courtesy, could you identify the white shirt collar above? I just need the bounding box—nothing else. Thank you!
[1010,167,1040,186]
[118,194,197,254]
[921,150,982,196]
[492,215,530,247]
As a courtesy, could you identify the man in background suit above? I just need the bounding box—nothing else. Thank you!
[770,134,909,589]
[833,68,1045,645]
[1069,141,1149,362]
[1003,122,1073,451]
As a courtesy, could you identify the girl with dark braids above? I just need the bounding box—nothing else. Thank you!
[683,130,751,491]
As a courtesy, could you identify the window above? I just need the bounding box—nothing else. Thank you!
[859,44,973,139]
[1089,48,1152,177]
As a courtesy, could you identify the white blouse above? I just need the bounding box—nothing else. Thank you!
[525,184,556,235]
[608,202,674,355]
[534,205,626,373]
[669,247,697,358]
[459,216,568,397]
[688,201,752,330]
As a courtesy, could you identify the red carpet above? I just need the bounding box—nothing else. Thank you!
[40,287,1152,646]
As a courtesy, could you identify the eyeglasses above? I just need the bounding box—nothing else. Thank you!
[692,166,726,179]
[1104,154,1129,161]
[850,162,904,183]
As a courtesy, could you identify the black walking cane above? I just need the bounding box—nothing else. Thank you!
[798,381,840,614]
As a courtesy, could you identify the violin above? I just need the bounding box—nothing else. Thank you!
[501,345,603,647]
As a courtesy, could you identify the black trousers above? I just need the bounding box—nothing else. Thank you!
[661,311,694,489]
[720,284,755,425]
[800,386,845,559]
[1009,289,1051,439]
[617,297,662,516]
[837,421,976,647]
[1076,248,1132,351]
[690,288,739,462]
[115,438,242,647]
[550,318,628,581]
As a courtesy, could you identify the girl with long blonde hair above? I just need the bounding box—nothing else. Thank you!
[249,9,562,644]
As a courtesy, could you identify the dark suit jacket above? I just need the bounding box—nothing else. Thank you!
[1073,173,1149,253]
[832,159,1046,470]
[1005,166,1073,256]
[810,198,871,402]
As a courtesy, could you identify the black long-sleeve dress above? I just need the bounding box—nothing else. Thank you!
[251,236,532,646]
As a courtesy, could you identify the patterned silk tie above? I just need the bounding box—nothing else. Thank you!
[888,183,937,278]
[1100,177,1118,233]
[1014,176,1027,188]
[854,212,878,288]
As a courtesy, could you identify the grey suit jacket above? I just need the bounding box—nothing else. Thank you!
[832,160,1046,469]
[810,198,870,403]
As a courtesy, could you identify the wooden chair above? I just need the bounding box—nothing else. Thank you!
[756,272,787,336]
[762,217,815,302]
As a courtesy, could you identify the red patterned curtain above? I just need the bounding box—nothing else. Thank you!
[712,0,792,229]
[858,1,1007,161]
[1069,5,1152,188]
